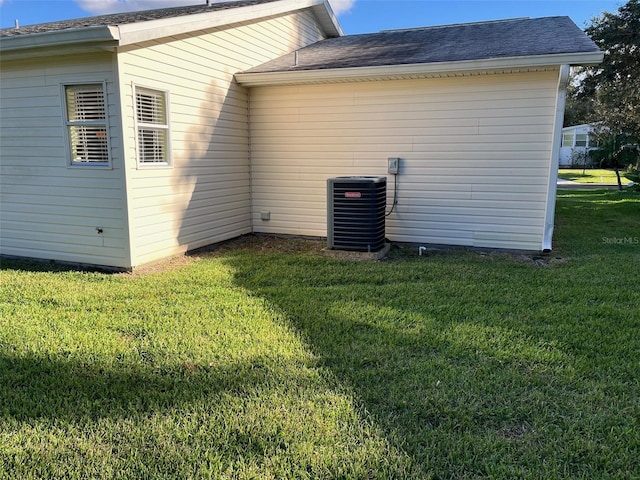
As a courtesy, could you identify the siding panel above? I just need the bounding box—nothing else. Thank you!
[118,10,325,266]
[0,54,130,268]
[249,70,560,251]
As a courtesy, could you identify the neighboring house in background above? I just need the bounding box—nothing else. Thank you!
[0,0,602,270]
[560,123,599,167]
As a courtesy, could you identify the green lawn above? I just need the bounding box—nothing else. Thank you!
[1,190,639,479]
[558,168,625,184]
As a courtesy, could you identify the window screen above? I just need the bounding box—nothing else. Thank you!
[136,88,169,165]
[65,84,110,165]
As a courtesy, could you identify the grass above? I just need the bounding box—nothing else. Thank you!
[1,189,639,479]
[558,168,625,184]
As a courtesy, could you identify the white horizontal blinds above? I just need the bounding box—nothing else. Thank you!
[136,88,169,165]
[66,85,105,121]
[65,84,109,165]
[138,129,166,163]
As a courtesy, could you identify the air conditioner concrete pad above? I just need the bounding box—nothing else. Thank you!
[321,243,391,261]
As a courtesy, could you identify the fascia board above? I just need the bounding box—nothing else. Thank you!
[0,26,119,52]
[235,51,604,86]
[0,0,341,54]
[562,123,596,130]
[312,1,343,37]
[116,0,340,46]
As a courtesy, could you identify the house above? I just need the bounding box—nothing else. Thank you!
[0,0,603,270]
[559,123,599,167]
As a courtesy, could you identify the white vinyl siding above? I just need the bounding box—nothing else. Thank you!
[117,9,325,266]
[249,69,560,251]
[135,87,170,165]
[63,83,111,166]
[0,54,130,268]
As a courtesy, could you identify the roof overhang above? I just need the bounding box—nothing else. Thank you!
[114,0,341,46]
[562,123,598,131]
[0,26,120,60]
[235,51,604,86]
[0,0,342,61]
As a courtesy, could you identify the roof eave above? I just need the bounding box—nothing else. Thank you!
[0,25,120,54]
[235,51,604,86]
[0,0,342,58]
[562,123,598,130]
[116,0,341,46]
[312,1,343,38]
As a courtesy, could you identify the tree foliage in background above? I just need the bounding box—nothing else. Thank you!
[568,0,640,142]
[589,133,636,167]
[563,76,594,127]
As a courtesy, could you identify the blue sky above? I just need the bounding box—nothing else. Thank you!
[0,0,624,32]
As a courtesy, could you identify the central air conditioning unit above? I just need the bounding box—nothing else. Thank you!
[327,176,386,252]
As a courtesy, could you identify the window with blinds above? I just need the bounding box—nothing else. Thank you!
[136,87,169,166]
[64,84,110,166]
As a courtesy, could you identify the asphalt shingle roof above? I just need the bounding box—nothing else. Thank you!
[242,16,600,73]
[0,0,280,37]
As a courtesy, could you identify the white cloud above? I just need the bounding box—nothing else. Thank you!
[327,0,356,16]
[75,0,356,16]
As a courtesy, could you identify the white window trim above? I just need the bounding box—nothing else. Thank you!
[574,133,588,148]
[562,132,574,148]
[61,81,112,169]
[134,84,171,168]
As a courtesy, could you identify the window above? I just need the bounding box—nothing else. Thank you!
[562,132,574,148]
[575,133,588,147]
[135,87,169,166]
[64,83,110,166]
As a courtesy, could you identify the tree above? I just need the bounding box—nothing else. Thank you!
[589,133,638,190]
[573,0,640,140]
[563,76,594,127]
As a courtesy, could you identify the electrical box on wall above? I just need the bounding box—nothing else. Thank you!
[388,157,399,174]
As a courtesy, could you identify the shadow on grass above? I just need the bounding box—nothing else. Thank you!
[0,308,416,477]
[1,192,637,478]
[220,252,565,477]
[0,352,277,422]
[3,347,404,477]
[219,207,639,477]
